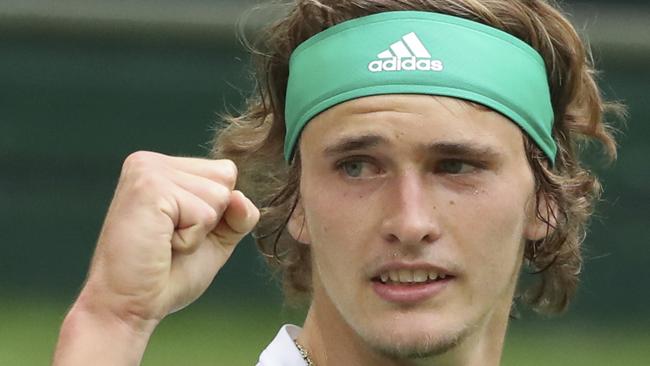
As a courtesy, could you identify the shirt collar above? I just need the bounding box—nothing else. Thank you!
[257,324,306,366]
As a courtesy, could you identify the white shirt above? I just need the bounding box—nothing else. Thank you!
[256,324,307,366]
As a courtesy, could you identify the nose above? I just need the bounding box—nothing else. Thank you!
[380,170,441,246]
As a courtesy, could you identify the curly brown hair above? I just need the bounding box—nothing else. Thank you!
[211,0,622,314]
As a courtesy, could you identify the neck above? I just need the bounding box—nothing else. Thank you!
[296,289,512,366]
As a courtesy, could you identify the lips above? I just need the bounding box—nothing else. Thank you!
[371,263,455,303]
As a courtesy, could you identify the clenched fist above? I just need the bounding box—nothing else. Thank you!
[53,151,259,365]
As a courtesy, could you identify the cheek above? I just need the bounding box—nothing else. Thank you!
[301,180,390,309]
[449,187,528,280]
[302,176,379,242]
[302,187,368,277]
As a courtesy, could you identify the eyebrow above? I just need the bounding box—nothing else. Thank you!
[323,134,502,161]
[323,134,388,157]
[425,141,502,160]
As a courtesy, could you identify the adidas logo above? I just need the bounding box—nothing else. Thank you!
[368,32,444,73]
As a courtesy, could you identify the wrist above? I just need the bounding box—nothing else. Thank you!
[75,287,161,335]
[53,294,159,366]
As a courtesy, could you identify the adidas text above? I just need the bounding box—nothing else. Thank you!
[368,57,444,73]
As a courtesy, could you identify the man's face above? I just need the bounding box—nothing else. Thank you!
[290,95,544,358]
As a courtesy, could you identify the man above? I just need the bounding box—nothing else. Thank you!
[53,1,620,365]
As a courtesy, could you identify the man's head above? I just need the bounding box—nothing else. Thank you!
[213,0,619,335]
[284,93,552,357]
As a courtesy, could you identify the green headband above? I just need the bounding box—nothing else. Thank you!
[284,11,556,163]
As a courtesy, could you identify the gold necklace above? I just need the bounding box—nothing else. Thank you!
[293,339,315,366]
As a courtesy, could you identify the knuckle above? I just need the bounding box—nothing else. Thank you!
[122,151,158,174]
[120,152,169,194]
[216,159,238,187]
[211,184,232,211]
[200,207,220,229]
[130,172,163,194]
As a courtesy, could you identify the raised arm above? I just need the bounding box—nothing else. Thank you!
[52,151,259,366]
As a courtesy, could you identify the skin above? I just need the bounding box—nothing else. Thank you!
[289,95,549,366]
[51,95,550,366]
[52,152,259,365]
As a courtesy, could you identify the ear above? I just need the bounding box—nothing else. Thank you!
[287,198,311,244]
[524,191,558,241]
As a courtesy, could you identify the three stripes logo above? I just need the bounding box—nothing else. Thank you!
[368,32,444,73]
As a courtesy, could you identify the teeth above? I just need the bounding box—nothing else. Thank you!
[413,269,427,282]
[398,269,413,283]
[389,270,400,282]
[379,270,446,284]
[380,272,389,283]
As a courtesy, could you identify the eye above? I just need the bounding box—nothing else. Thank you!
[436,159,478,174]
[337,159,381,178]
[342,161,364,177]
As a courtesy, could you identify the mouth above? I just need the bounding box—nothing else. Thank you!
[370,266,455,303]
[372,268,451,285]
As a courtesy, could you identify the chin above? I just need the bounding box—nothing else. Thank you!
[348,310,471,360]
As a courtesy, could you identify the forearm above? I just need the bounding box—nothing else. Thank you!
[52,300,157,366]
[51,154,255,365]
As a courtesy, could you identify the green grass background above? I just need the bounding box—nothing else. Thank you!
[2,297,647,365]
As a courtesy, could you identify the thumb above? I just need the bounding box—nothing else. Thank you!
[161,190,259,315]
[211,190,260,248]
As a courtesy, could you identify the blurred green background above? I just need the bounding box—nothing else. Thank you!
[1,1,649,365]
